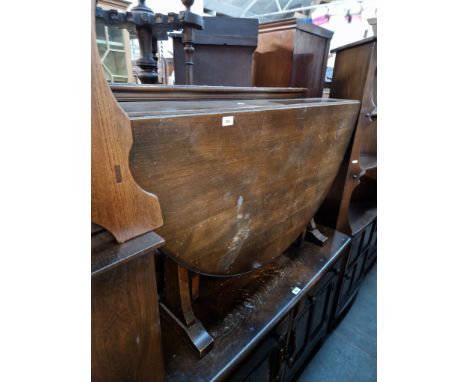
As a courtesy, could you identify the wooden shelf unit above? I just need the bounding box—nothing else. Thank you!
[316,37,377,324]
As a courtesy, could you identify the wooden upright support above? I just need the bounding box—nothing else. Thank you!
[92,1,163,243]
[160,257,214,357]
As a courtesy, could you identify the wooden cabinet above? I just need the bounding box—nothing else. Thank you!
[252,18,333,97]
[229,317,290,382]
[282,267,339,381]
[230,262,341,382]
[172,16,258,86]
[316,36,377,237]
[316,37,377,322]
[334,239,366,318]
[91,226,166,382]
[162,227,351,382]
[363,220,377,274]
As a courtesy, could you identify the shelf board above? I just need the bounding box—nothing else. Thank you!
[360,153,377,171]
[349,202,377,235]
[359,153,377,180]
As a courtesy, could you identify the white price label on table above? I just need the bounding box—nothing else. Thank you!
[291,287,301,295]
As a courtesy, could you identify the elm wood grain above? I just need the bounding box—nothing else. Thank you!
[91,228,165,382]
[92,4,163,243]
[162,226,350,382]
[252,19,333,97]
[111,83,307,102]
[128,99,360,276]
[316,37,377,236]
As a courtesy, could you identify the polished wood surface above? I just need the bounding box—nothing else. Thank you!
[91,6,163,243]
[252,18,333,97]
[91,227,165,382]
[125,98,359,275]
[315,37,377,327]
[317,37,377,235]
[111,83,307,102]
[162,226,350,381]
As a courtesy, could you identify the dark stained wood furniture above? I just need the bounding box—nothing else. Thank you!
[331,218,376,325]
[119,94,359,354]
[92,4,163,243]
[316,37,377,324]
[123,97,359,277]
[111,83,307,101]
[173,16,259,86]
[91,225,166,381]
[252,18,333,97]
[92,4,167,379]
[93,2,372,375]
[161,225,351,382]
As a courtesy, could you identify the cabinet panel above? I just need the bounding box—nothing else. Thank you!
[283,271,338,381]
[360,223,374,252]
[229,316,291,382]
[369,220,377,252]
[92,254,164,382]
[348,231,364,266]
[336,248,367,316]
[233,266,340,382]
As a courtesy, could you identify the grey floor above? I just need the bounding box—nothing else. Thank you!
[297,264,377,382]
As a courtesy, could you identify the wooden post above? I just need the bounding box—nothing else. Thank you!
[160,256,214,357]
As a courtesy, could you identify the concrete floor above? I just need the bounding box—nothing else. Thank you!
[297,264,377,382]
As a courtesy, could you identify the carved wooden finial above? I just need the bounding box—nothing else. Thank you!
[180,0,200,85]
[131,0,158,83]
[181,0,195,9]
[134,0,151,11]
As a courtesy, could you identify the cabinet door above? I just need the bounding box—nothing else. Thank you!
[348,231,364,265]
[309,278,336,340]
[337,256,364,315]
[284,271,338,381]
[369,220,377,252]
[360,223,374,252]
[229,316,291,382]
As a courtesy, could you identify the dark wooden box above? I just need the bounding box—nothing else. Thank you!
[252,18,333,97]
[172,16,258,86]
